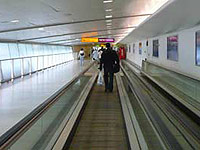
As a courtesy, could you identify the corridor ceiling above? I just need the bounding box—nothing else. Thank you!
[0,0,170,46]
[121,0,200,43]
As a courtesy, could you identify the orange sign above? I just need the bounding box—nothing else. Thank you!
[81,38,98,43]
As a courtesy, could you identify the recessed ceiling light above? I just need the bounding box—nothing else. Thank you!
[105,9,112,12]
[38,28,44,31]
[11,20,19,23]
[103,0,113,4]
[106,20,112,23]
[105,15,112,18]
[107,23,112,26]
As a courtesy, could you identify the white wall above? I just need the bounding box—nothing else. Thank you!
[126,25,200,79]
[127,40,148,68]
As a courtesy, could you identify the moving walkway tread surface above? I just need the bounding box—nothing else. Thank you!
[66,79,129,150]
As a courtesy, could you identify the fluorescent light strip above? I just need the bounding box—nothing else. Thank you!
[106,20,112,23]
[105,15,112,18]
[38,28,44,31]
[11,20,19,23]
[103,0,113,4]
[105,9,112,12]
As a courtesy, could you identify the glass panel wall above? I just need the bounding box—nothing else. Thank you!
[0,42,73,82]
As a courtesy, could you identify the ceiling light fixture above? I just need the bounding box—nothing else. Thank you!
[11,20,19,23]
[103,0,113,4]
[106,20,112,23]
[107,23,112,26]
[105,9,112,12]
[105,15,112,18]
[38,28,44,31]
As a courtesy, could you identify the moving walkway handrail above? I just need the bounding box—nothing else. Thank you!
[142,60,200,82]
[141,60,200,119]
[0,61,95,150]
[121,60,200,149]
[116,74,148,150]
[120,62,179,149]
[52,72,98,150]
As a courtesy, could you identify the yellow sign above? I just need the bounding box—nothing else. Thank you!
[81,38,98,43]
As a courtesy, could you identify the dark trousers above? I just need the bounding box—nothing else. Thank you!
[104,71,114,91]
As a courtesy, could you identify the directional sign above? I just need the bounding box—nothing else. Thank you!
[81,37,115,43]
[81,38,98,43]
[98,38,115,42]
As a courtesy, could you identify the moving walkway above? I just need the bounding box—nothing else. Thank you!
[0,61,200,150]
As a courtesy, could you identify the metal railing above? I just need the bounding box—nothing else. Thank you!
[0,52,75,83]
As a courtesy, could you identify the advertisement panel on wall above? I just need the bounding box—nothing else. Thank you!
[139,42,142,55]
[153,40,159,57]
[133,43,135,53]
[129,45,131,53]
[196,31,200,66]
[167,35,178,61]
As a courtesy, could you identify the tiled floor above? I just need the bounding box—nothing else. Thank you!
[0,60,91,137]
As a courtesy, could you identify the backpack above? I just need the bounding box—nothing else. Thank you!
[80,51,84,56]
[112,50,120,73]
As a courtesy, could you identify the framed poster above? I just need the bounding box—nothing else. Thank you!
[153,40,159,57]
[196,31,200,66]
[167,35,178,61]
[133,43,135,53]
[139,42,142,55]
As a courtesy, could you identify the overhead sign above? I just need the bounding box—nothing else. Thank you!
[98,38,115,43]
[81,38,115,43]
[81,38,98,43]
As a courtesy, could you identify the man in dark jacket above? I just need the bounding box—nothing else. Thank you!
[99,43,119,92]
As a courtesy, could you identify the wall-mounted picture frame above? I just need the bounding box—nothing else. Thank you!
[133,43,135,53]
[153,39,159,57]
[167,35,178,61]
[139,42,142,55]
[196,31,200,66]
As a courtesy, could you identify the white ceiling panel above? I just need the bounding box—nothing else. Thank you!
[0,0,170,45]
[121,0,200,43]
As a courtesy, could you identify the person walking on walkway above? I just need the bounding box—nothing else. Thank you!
[99,43,119,92]
[98,46,104,61]
[79,48,85,66]
[92,49,98,61]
